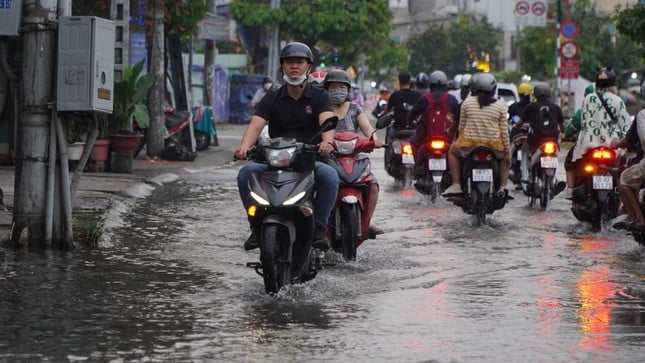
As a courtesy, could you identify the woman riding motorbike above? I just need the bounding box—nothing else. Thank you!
[325,69,384,238]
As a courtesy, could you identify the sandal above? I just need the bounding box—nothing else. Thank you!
[368,226,384,239]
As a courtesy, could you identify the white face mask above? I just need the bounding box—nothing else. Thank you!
[283,73,308,86]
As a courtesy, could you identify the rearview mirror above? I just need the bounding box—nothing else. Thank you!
[375,114,393,130]
[320,116,338,132]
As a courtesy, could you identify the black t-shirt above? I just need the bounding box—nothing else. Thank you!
[255,83,333,143]
[521,100,564,143]
[386,88,422,129]
[508,99,530,122]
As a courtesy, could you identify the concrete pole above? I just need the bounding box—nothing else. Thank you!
[267,0,280,81]
[203,0,216,107]
[13,0,59,248]
[146,6,166,157]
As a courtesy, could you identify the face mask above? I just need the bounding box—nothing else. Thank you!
[328,88,348,104]
[283,73,307,86]
[263,82,272,91]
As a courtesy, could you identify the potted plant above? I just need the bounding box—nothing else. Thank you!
[109,60,154,153]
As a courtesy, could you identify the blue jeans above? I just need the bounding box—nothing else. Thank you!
[237,161,339,229]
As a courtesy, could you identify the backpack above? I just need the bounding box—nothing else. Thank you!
[423,92,452,141]
[534,104,559,139]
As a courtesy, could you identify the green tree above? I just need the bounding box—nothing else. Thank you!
[230,0,394,72]
[406,16,501,77]
[516,26,555,79]
[614,2,645,53]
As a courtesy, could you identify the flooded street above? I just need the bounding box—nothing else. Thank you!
[1,152,644,362]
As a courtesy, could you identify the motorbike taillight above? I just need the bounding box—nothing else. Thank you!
[591,148,615,162]
[402,144,413,155]
[429,139,446,151]
[541,142,557,154]
[473,151,492,162]
[583,164,597,173]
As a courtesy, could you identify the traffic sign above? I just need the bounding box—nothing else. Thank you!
[515,1,530,15]
[561,19,579,39]
[532,1,546,16]
[560,41,578,59]
[561,59,579,79]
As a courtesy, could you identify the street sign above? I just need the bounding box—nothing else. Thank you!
[561,59,579,79]
[560,41,578,59]
[515,1,529,15]
[561,19,579,39]
[532,1,546,17]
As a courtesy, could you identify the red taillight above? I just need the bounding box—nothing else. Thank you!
[402,144,413,155]
[429,139,446,150]
[542,142,557,154]
[473,151,492,162]
[584,164,597,173]
[591,148,615,161]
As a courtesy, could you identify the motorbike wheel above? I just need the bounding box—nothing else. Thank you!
[194,131,211,151]
[401,168,413,189]
[340,204,359,261]
[429,181,438,204]
[260,224,291,294]
[475,191,487,226]
[540,176,553,210]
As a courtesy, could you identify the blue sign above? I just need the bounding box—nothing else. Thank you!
[0,0,13,10]
[561,20,578,39]
[130,32,148,69]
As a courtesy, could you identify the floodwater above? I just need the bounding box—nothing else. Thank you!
[1,154,644,362]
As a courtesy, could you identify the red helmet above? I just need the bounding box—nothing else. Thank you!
[308,71,327,85]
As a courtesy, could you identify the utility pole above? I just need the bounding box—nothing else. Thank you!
[12,0,59,248]
[554,0,562,107]
[147,5,165,157]
[267,0,280,81]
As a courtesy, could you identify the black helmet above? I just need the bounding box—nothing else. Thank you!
[416,72,429,88]
[428,70,448,89]
[324,69,351,89]
[280,42,314,64]
[595,66,616,88]
[474,73,497,92]
[533,82,551,99]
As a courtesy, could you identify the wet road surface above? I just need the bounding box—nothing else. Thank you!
[1,151,644,362]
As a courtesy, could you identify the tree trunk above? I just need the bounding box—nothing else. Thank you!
[147,7,166,157]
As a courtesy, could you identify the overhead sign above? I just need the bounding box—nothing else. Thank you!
[561,59,579,79]
[560,41,579,59]
[515,0,547,28]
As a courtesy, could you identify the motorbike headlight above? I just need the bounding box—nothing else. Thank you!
[334,138,358,155]
[283,191,305,206]
[250,191,270,205]
[265,146,296,167]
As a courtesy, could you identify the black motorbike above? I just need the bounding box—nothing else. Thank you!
[415,137,452,203]
[244,117,337,294]
[525,140,563,210]
[378,115,415,188]
[570,146,621,231]
[447,146,508,226]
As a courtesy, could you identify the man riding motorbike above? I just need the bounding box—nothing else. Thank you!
[562,84,595,198]
[406,70,460,192]
[443,73,511,197]
[377,71,422,143]
[610,80,645,232]
[324,69,384,238]
[235,42,338,251]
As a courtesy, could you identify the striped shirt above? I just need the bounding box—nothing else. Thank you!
[456,96,510,159]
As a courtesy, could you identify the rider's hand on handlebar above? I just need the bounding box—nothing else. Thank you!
[318,141,334,156]
[235,146,250,160]
[374,139,384,148]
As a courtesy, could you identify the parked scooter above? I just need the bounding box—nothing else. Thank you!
[327,130,380,261]
[378,115,415,188]
[524,140,565,210]
[570,146,621,231]
[446,146,509,226]
[134,106,197,161]
[414,137,452,203]
[243,117,338,294]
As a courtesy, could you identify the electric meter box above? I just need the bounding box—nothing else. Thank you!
[0,0,22,36]
[57,16,115,113]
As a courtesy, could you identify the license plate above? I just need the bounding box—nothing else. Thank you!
[592,175,613,190]
[540,156,558,168]
[472,168,493,182]
[516,152,522,161]
[402,153,414,164]
[428,158,446,170]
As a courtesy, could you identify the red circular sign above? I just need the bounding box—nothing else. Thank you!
[515,1,530,15]
[560,41,579,59]
[532,1,546,16]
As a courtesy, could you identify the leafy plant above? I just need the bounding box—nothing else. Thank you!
[110,60,154,132]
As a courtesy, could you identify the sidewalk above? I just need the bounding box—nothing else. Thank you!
[0,122,247,239]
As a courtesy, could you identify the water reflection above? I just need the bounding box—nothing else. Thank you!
[577,265,615,351]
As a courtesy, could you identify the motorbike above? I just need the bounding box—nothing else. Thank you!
[134,107,197,161]
[243,117,338,294]
[508,124,529,189]
[414,137,452,203]
[326,131,379,261]
[446,146,508,226]
[570,146,621,231]
[378,115,415,188]
[524,140,561,210]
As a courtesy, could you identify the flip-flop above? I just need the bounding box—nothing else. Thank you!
[612,221,633,231]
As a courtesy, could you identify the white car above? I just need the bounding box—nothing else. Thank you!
[497,82,519,108]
